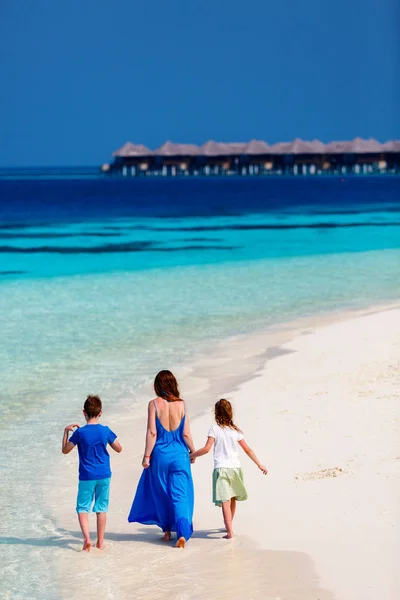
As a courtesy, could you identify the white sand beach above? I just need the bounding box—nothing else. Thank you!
[50,304,400,600]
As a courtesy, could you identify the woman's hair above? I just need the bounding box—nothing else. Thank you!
[214,399,241,431]
[154,370,181,402]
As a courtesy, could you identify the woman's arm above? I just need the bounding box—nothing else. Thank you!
[142,401,157,468]
[238,439,268,474]
[190,436,214,460]
[183,402,196,454]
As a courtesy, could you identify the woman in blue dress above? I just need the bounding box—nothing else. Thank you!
[128,370,195,548]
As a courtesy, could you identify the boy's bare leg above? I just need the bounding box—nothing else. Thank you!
[230,497,237,521]
[78,513,91,551]
[96,513,107,549]
[221,501,233,539]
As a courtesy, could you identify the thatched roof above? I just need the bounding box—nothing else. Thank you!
[290,138,326,154]
[381,140,400,152]
[113,142,152,157]
[155,141,200,156]
[112,138,399,158]
[324,140,352,154]
[200,141,224,156]
[268,141,293,154]
[268,139,326,154]
[348,137,382,153]
[223,142,247,155]
[201,141,247,156]
[325,138,382,154]
[201,141,229,155]
[245,140,271,154]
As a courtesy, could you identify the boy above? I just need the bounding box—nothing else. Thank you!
[62,394,122,551]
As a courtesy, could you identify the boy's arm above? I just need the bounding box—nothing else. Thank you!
[107,427,122,452]
[62,424,79,454]
[190,437,214,460]
[238,439,268,474]
[110,439,122,453]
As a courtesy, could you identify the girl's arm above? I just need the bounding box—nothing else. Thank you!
[238,439,268,474]
[190,436,214,460]
[183,402,196,454]
[142,401,157,468]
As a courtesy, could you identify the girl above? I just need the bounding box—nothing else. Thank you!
[190,398,267,539]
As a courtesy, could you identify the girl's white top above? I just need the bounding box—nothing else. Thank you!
[208,424,244,469]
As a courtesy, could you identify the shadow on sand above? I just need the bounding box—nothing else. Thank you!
[1,528,336,599]
[0,535,76,551]
[0,527,224,551]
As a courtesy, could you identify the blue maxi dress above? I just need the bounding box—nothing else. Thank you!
[128,403,194,541]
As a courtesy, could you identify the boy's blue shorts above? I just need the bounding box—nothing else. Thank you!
[76,478,111,513]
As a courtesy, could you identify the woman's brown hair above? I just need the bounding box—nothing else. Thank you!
[214,399,241,431]
[154,370,181,402]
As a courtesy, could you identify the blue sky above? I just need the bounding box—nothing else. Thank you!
[0,0,398,166]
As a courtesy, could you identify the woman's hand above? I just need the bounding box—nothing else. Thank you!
[142,456,151,469]
[258,464,268,475]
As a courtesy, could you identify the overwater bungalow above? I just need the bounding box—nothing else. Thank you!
[104,138,400,177]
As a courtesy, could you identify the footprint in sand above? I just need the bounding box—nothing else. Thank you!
[295,467,345,481]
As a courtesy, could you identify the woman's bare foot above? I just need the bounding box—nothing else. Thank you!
[175,536,186,548]
[95,541,104,549]
[223,533,233,539]
[161,531,172,542]
[82,540,91,552]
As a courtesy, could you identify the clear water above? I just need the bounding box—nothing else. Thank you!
[0,176,399,598]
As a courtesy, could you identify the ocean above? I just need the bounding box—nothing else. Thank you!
[1,175,399,599]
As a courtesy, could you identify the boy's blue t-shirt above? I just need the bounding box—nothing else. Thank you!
[69,424,117,481]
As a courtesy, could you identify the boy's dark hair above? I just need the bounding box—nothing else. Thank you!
[84,395,102,419]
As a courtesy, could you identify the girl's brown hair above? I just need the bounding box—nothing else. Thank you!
[214,399,241,431]
[154,370,181,402]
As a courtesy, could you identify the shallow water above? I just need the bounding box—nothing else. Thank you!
[0,176,399,598]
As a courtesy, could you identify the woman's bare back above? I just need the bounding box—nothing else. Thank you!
[153,397,185,431]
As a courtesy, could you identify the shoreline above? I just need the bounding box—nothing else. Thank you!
[118,297,400,409]
[149,298,400,425]
[48,300,400,599]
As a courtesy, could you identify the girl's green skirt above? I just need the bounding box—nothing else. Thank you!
[212,467,248,506]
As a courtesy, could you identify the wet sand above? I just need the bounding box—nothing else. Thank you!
[49,303,400,599]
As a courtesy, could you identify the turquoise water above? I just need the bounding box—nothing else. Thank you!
[0,177,399,598]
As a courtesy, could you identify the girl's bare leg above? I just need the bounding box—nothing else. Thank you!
[162,531,172,541]
[230,497,237,521]
[96,513,107,549]
[221,501,234,539]
[78,513,91,551]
